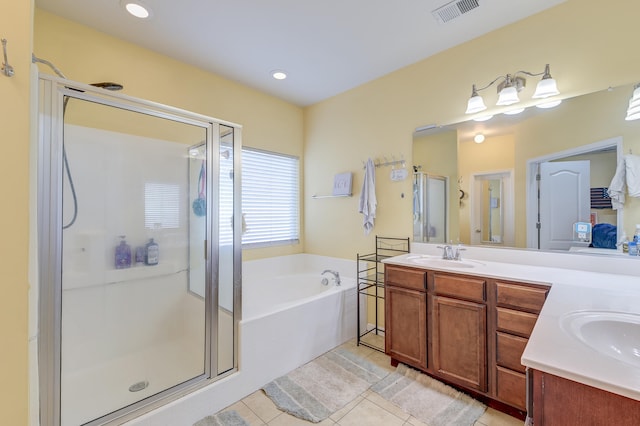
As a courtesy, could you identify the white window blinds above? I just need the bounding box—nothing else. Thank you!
[241,148,299,247]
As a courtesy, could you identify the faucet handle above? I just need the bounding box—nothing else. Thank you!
[454,244,466,260]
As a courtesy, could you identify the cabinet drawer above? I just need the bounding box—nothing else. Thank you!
[496,307,538,337]
[496,366,526,410]
[432,273,486,303]
[496,282,548,313]
[496,332,527,373]
[386,266,426,291]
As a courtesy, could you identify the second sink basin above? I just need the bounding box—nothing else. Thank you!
[560,311,640,368]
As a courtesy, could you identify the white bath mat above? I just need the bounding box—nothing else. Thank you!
[372,363,487,426]
[193,409,250,426]
[262,347,390,423]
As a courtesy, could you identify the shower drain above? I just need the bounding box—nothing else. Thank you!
[128,380,149,392]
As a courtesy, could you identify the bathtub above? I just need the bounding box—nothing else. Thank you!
[129,254,357,426]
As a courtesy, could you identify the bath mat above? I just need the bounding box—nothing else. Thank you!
[193,409,250,426]
[372,363,486,426]
[262,346,390,423]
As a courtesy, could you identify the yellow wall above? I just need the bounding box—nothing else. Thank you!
[1,1,33,424]
[33,9,306,261]
[304,0,640,258]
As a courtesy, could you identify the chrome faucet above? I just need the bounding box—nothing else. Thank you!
[437,243,465,261]
[321,269,341,286]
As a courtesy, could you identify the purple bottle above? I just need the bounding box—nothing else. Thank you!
[115,235,132,269]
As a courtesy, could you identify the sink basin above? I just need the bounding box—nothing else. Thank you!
[560,311,640,367]
[406,255,477,269]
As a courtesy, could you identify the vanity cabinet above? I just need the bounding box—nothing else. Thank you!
[430,273,488,392]
[384,264,550,414]
[384,265,427,369]
[532,370,640,425]
[494,281,549,411]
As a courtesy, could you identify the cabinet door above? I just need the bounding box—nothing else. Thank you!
[432,295,487,392]
[533,370,640,425]
[385,285,427,369]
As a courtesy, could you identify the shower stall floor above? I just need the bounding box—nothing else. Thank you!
[61,336,203,426]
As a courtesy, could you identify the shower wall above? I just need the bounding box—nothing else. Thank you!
[60,124,205,425]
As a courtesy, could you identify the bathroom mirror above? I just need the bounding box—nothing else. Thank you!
[412,82,640,252]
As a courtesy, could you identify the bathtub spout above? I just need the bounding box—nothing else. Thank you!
[321,270,341,286]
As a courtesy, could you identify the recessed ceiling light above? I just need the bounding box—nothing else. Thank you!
[122,1,151,19]
[272,70,287,80]
[474,134,485,144]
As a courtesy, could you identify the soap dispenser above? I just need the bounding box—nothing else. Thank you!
[145,238,159,266]
[115,235,132,269]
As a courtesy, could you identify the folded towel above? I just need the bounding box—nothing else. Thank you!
[359,158,377,235]
[608,157,626,209]
[625,154,640,197]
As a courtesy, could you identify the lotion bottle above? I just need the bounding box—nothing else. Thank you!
[145,238,159,266]
[115,235,132,269]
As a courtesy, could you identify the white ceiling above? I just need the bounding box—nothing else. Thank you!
[35,0,565,106]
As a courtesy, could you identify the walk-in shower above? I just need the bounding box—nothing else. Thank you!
[37,73,241,425]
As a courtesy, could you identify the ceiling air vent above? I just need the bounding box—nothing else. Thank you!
[432,0,480,24]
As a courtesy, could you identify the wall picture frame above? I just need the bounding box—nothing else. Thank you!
[332,172,353,196]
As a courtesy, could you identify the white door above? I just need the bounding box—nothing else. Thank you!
[539,161,590,250]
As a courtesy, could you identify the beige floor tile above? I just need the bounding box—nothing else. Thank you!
[405,416,429,426]
[242,390,283,423]
[337,398,405,426]
[268,411,336,426]
[329,395,364,422]
[338,340,376,359]
[364,392,410,422]
[363,350,395,372]
[475,408,524,426]
[221,401,266,426]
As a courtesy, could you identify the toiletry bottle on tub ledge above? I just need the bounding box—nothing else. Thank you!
[145,238,159,265]
[115,235,132,269]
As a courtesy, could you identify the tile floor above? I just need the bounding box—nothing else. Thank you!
[208,339,524,426]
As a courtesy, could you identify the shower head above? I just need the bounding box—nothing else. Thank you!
[90,82,124,91]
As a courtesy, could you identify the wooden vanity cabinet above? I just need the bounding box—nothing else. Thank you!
[384,265,427,369]
[384,264,552,415]
[532,370,640,425]
[493,281,549,411]
[430,273,488,392]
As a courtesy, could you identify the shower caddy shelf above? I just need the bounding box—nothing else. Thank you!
[356,236,410,352]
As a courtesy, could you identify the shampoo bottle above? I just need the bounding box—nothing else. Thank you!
[145,238,159,266]
[115,235,132,269]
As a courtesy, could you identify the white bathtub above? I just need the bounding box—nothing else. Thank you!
[129,254,357,426]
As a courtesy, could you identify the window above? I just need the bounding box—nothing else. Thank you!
[241,148,300,247]
[144,182,180,229]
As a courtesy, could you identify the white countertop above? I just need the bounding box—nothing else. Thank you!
[383,249,640,401]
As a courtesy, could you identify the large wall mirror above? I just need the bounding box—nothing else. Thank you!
[412,82,640,255]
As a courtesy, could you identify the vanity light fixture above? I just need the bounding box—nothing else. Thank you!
[473,115,493,122]
[625,83,640,121]
[272,70,287,80]
[122,1,151,19]
[465,64,560,114]
[474,133,485,144]
[503,107,525,116]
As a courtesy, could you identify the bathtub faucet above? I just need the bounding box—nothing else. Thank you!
[321,270,341,286]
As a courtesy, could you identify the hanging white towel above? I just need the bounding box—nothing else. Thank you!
[625,154,640,197]
[608,157,626,210]
[359,158,377,235]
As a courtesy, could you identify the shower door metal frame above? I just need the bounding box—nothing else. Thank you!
[37,74,242,426]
